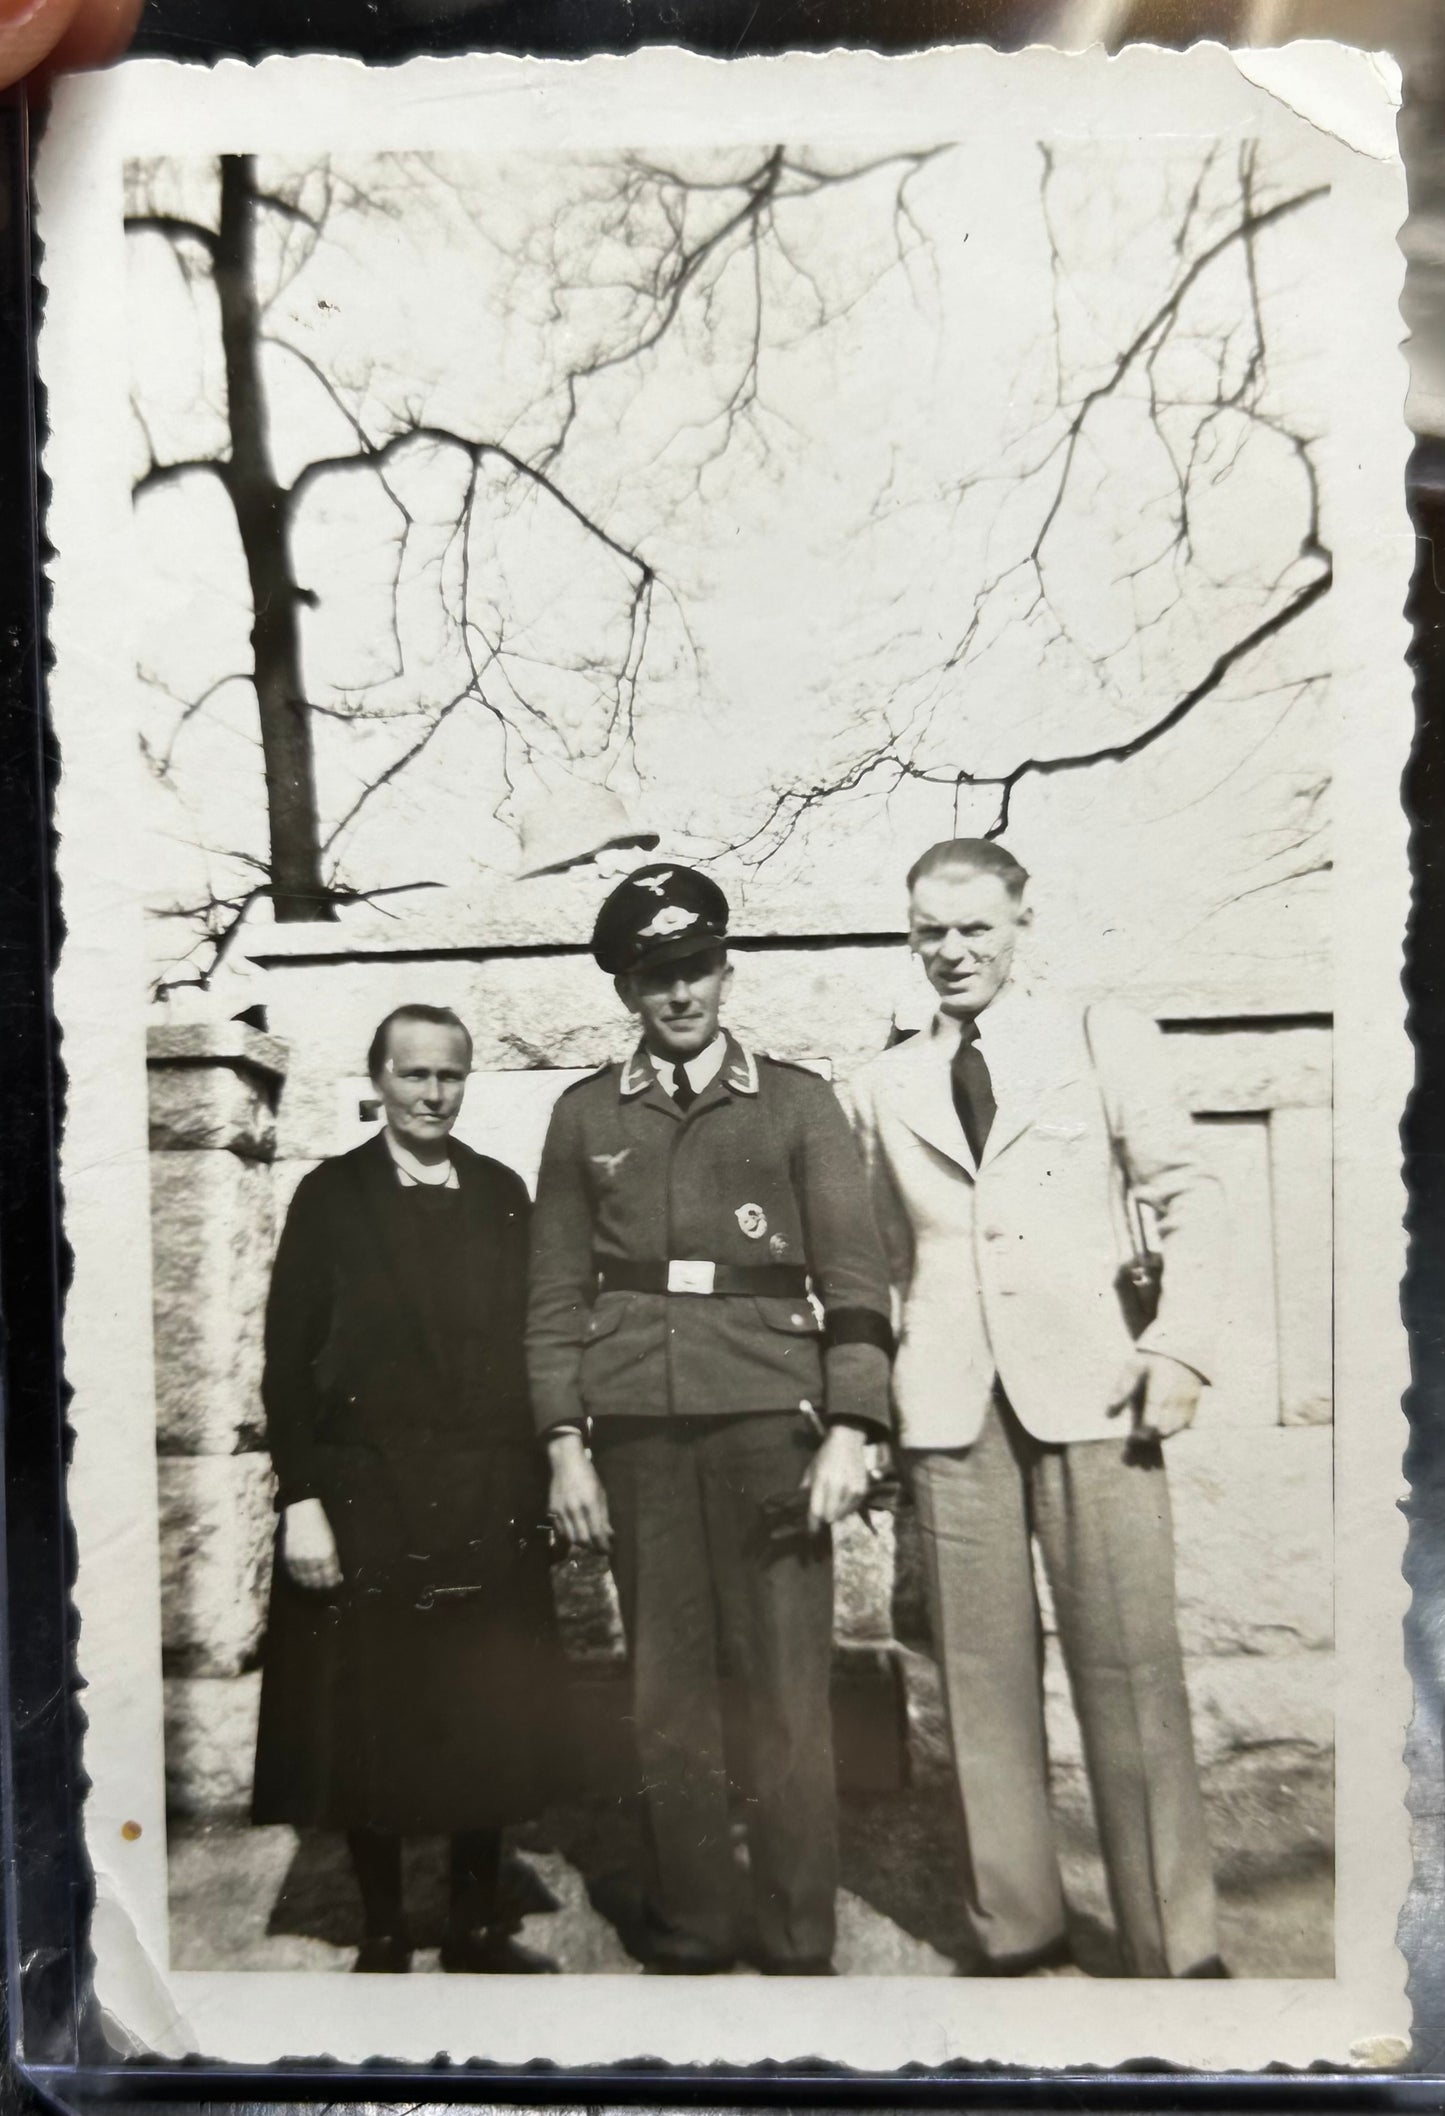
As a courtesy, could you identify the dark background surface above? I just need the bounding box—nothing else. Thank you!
[3,3,1445,2106]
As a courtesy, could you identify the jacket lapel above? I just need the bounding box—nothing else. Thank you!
[887,991,1085,1178]
[889,1027,976,1177]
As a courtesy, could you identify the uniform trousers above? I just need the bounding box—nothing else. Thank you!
[910,1387,1218,1976]
[593,1412,837,1967]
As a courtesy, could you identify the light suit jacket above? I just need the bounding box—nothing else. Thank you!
[843,986,1225,1449]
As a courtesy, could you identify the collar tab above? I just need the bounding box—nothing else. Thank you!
[721,1035,758,1096]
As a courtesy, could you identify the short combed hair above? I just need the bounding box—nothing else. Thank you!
[367,1004,473,1082]
[906,838,1029,900]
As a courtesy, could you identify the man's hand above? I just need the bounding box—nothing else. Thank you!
[282,1496,343,1591]
[1108,1352,1203,1444]
[803,1423,871,1532]
[547,1430,612,1553]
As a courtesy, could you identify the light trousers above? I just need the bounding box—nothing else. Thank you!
[910,1388,1218,1976]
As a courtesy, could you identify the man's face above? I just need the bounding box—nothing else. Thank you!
[909,866,1029,1018]
[373,1020,471,1156]
[618,949,733,1060]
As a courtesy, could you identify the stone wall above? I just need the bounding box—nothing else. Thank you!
[150,933,1334,1892]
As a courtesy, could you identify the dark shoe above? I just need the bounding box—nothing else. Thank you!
[353,1933,411,1973]
[439,1927,558,1974]
[1180,1955,1232,1978]
[756,1954,835,1976]
[961,1934,1073,1977]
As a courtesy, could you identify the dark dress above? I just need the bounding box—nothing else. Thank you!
[252,1134,568,1834]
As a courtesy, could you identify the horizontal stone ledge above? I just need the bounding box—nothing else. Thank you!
[148,1021,290,1081]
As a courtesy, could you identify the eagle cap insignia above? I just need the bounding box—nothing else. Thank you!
[736,1202,768,1240]
[637,902,698,941]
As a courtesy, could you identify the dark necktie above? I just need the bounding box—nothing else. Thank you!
[670,1061,696,1111]
[950,1021,995,1164]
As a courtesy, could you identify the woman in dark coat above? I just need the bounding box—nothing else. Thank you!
[252,1003,567,1974]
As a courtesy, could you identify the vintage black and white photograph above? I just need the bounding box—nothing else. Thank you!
[36,44,1410,2069]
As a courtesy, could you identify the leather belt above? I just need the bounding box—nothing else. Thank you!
[595,1257,810,1299]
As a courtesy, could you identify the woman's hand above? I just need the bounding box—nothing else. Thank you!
[282,1496,343,1590]
[547,1431,612,1553]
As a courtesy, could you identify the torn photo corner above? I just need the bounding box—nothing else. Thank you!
[33,40,1413,2072]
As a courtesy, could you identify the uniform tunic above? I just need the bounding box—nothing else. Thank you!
[527,1034,893,1434]
[252,1134,567,1835]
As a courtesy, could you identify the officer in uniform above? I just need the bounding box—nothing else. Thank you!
[527,864,894,1975]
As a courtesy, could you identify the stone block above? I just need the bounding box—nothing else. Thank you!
[150,1151,275,1454]
[260,949,907,1162]
[1042,1639,1334,1775]
[165,1673,261,1818]
[1186,1648,1335,1769]
[1167,1025,1332,1115]
[159,1455,275,1677]
[834,1510,897,1643]
[1023,1429,1330,1660]
[1269,1106,1334,1426]
[1169,1426,1333,1656]
[149,1063,277,1161]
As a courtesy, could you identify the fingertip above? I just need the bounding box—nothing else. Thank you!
[14,0,143,85]
[0,0,84,89]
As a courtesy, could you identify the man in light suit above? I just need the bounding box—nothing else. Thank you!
[845,838,1226,1979]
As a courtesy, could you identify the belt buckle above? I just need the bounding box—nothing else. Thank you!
[667,1259,716,1296]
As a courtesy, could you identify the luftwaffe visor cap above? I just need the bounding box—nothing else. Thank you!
[592,864,730,976]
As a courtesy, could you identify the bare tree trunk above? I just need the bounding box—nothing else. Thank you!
[214,154,333,922]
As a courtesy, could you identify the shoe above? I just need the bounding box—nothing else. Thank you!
[353,1933,412,1973]
[756,1955,835,1976]
[439,1927,558,1974]
[1180,1955,1232,1978]
[960,1934,1073,1977]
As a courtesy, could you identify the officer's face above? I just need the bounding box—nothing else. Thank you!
[373,1021,471,1157]
[909,867,1029,1018]
[619,949,733,1059]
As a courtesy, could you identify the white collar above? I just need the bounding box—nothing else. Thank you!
[649,1032,728,1098]
[384,1129,460,1188]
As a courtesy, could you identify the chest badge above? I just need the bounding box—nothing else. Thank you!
[592,1149,632,1180]
[736,1202,768,1240]
[769,1232,790,1260]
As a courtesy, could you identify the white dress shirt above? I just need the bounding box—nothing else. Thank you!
[649,1033,728,1099]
